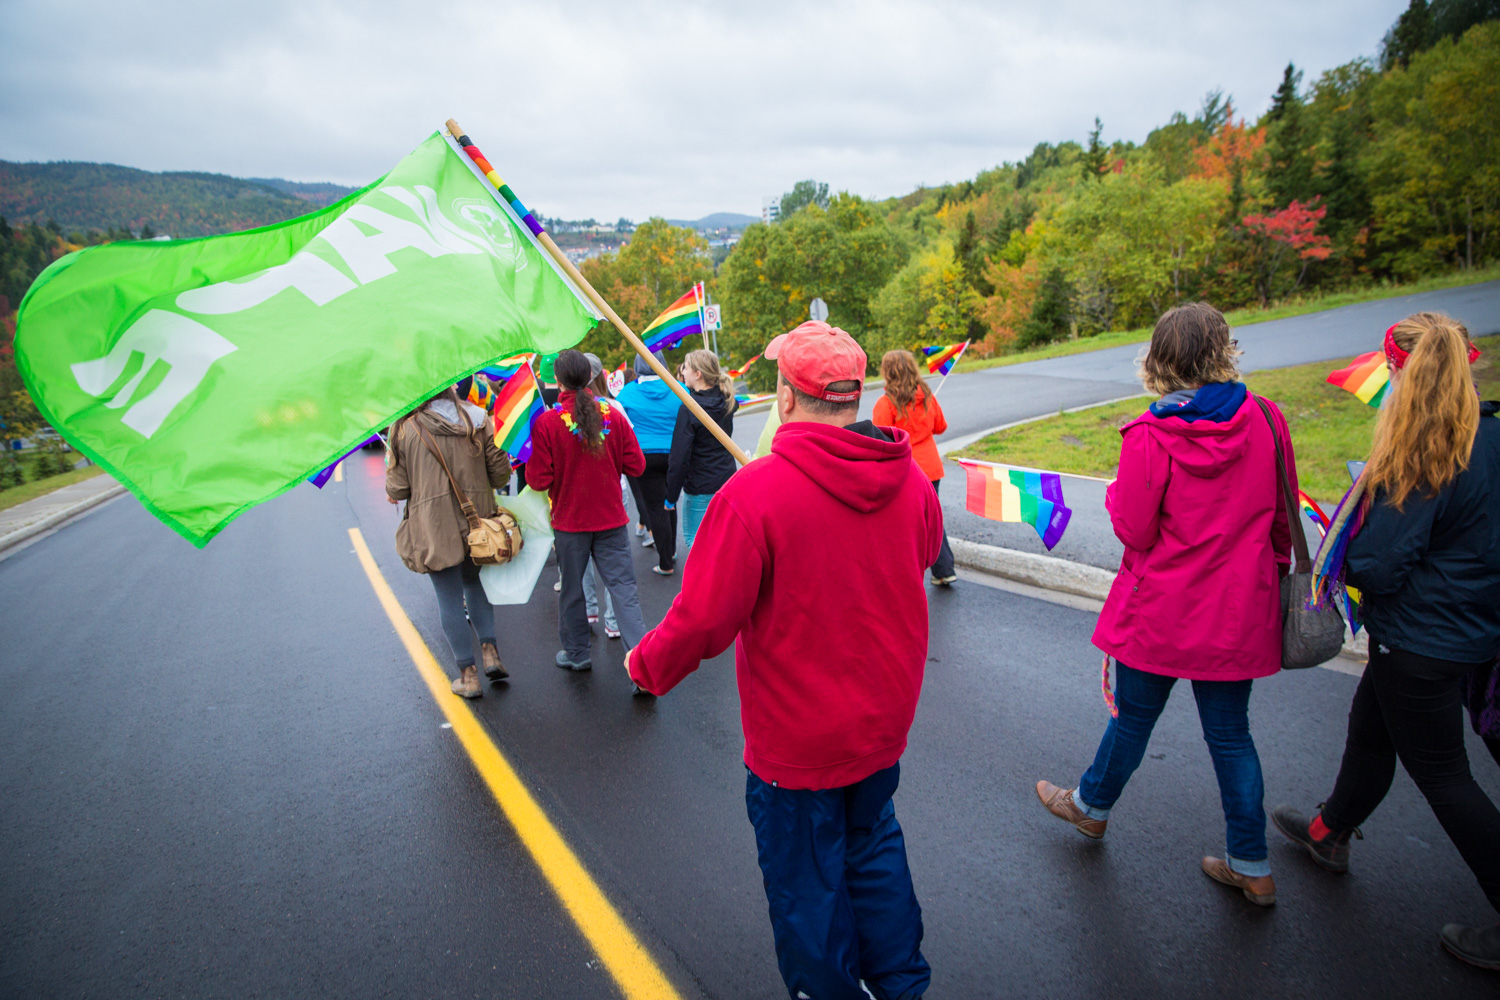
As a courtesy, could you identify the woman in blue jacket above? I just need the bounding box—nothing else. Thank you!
[1273,312,1500,972]
[615,352,683,574]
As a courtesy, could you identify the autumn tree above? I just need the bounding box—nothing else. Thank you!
[577,218,711,368]
[1242,199,1333,303]
[869,242,984,358]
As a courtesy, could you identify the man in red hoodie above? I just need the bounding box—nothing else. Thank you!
[627,321,943,1000]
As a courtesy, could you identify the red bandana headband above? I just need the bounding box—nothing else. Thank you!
[1383,322,1482,370]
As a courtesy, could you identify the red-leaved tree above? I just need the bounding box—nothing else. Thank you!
[1242,198,1332,305]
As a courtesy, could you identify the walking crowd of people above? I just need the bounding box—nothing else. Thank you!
[382,303,1500,996]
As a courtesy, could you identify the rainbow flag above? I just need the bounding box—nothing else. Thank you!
[1326,351,1390,408]
[728,354,760,379]
[1298,490,1330,536]
[958,460,1072,550]
[468,374,498,411]
[493,364,545,464]
[734,392,776,407]
[479,352,538,383]
[922,341,969,376]
[641,284,704,353]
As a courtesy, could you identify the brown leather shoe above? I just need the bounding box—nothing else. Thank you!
[1201,856,1276,907]
[1035,780,1107,839]
[450,665,482,699]
[480,642,508,681]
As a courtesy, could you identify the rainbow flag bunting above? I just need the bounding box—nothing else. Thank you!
[728,354,760,379]
[1325,351,1390,408]
[957,459,1072,550]
[923,341,969,376]
[493,363,545,465]
[641,284,704,353]
[1297,490,1330,536]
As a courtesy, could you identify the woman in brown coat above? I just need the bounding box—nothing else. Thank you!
[386,384,512,698]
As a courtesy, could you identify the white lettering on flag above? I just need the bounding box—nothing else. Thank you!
[70,310,238,438]
[176,250,357,314]
[318,205,453,284]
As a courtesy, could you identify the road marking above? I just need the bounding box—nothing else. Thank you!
[333,463,343,483]
[347,527,681,1000]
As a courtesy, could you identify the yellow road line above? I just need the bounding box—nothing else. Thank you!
[333,463,344,483]
[348,527,681,1000]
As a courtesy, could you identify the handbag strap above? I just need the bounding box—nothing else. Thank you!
[1253,394,1311,573]
[412,419,482,531]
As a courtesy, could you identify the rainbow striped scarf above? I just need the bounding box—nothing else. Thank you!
[1311,475,1368,634]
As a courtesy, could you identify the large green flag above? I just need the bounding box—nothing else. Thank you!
[15,131,600,546]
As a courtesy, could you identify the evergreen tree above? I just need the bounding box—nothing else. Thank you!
[1081,118,1109,181]
[955,210,989,293]
[1382,0,1433,69]
[1019,268,1075,347]
[1265,66,1314,207]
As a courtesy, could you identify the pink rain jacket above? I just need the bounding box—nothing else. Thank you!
[1093,387,1297,681]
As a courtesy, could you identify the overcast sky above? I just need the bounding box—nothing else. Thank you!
[0,1,1403,222]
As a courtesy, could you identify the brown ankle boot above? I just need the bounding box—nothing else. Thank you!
[450,665,482,699]
[480,642,508,681]
[1035,780,1107,839]
[1201,856,1276,906]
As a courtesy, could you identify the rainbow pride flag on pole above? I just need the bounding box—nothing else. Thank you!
[479,352,538,383]
[641,283,705,353]
[1298,489,1330,535]
[923,341,969,376]
[728,354,760,379]
[1326,351,1390,408]
[957,459,1072,550]
[493,362,545,464]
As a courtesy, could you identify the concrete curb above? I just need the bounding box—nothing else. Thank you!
[949,535,1368,663]
[0,484,127,554]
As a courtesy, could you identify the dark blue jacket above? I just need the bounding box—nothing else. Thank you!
[666,387,736,502]
[1347,401,1500,663]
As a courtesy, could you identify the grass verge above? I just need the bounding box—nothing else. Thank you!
[0,461,104,514]
[953,334,1500,503]
[956,265,1500,374]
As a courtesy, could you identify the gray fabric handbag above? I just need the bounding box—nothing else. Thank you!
[1255,396,1346,669]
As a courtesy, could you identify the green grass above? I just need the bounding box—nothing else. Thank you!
[956,264,1500,374]
[0,452,103,513]
[954,334,1500,504]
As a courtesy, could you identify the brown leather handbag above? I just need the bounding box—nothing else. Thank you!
[414,422,523,566]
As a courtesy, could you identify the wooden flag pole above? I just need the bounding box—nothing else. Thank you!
[445,120,751,467]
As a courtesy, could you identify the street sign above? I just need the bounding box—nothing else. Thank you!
[703,303,722,330]
[809,297,828,322]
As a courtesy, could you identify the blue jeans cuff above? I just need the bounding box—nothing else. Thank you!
[1072,787,1111,821]
[1227,853,1271,878]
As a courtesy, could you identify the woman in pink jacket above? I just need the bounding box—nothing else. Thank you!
[1036,302,1298,907]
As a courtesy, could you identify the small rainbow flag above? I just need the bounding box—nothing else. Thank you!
[1326,351,1390,408]
[468,374,498,411]
[923,341,969,376]
[641,283,704,353]
[728,354,760,379]
[493,363,545,464]
[479,352,538,384]
[1297,489,1330,536]
[957,459,1072,550]
[734,392,776,407]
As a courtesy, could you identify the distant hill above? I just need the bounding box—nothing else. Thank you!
[667,212,758,231]
[0,161,355,238]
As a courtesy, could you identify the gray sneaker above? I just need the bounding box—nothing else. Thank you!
[1441,923,1500,971]
[554,650,592,672]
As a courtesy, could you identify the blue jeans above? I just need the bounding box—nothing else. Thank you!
[680,492,713,555]
[1076,661,1269,877]
[746,763,930,1000]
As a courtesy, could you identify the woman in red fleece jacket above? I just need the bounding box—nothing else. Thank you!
[626,322,943,1000]
[525,350,648,672]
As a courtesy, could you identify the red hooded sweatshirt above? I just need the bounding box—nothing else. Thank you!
[1093,383,1297,681]
[629,420,944,790]
[525,392,646,533]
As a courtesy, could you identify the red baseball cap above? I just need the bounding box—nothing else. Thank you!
[765,320,867,403]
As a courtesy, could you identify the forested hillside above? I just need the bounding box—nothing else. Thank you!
[0,161,353,238]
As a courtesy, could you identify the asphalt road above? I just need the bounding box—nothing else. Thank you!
[3,445,1499,998]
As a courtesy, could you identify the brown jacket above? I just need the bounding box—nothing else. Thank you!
[386,401,512,573]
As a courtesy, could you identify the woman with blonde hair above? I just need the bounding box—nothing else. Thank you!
[874,350,955,585]
[1274,313,1500,970]
[665,349,738,560]
[1035,302,1298,907]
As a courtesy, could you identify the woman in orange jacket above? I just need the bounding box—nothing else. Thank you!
[875,350,956,585]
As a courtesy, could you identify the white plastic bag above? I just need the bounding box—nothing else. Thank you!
[478,487,554,605]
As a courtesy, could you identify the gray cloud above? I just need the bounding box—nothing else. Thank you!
[0,0,1403,220]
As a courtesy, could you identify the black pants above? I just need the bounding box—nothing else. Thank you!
[631,453,677,571]
[931,480,955,579]
[1323,643,1500,913]
[627,475,649,531]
